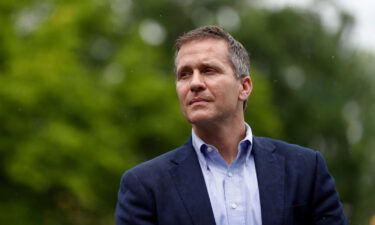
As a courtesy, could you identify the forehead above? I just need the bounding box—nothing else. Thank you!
[175,38,230,65]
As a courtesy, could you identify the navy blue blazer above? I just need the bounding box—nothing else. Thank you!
[116,136,348,225]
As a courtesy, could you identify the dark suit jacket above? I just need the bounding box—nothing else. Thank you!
[115,136,348,225]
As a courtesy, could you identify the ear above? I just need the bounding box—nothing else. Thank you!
[238,76,252,101]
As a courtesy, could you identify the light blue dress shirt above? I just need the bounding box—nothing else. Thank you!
[192,123,262,225]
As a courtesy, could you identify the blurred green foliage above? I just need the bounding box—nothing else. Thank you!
[1,0,374,224]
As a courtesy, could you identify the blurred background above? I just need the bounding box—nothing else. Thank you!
[0,0,374,224]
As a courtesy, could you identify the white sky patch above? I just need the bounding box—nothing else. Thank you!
[338,0,375,53]
[315,2,341,32]
[251,0,313,10]
[252,0,375,53]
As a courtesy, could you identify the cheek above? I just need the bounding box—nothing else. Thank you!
[215,82,237,97]
[216,83,240,105]
[176,84,188,102]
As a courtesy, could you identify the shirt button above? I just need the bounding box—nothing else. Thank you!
[207,147,213,152]
[227,172,233,177]
[231,203,238,209]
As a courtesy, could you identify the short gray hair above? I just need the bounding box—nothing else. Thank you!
[175,25,250,79]
[175,25,251,109]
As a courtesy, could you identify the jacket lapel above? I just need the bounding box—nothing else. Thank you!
[253,137,285,225]
[169,139,216,225]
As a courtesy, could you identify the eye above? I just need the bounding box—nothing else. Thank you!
[203,67,216,74]
[178,71,190,79]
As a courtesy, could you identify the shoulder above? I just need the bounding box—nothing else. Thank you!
[253,136,324,172]
[254,136,329,187]
[254,136,319,158]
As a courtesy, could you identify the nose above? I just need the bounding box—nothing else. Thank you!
[190,70,205,92]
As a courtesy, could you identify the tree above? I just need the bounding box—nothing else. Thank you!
[0,0,374,224]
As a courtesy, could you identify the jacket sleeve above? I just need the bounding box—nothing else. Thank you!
[115,170,157,225]
[312,152,348,225]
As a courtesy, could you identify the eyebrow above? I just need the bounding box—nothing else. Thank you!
[200,62,220,68]
[176,57,227,76]
[176,65,191,76]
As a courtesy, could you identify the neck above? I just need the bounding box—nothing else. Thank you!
[193,116,246,165]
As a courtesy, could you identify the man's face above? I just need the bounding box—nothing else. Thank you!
[175,38,250,126]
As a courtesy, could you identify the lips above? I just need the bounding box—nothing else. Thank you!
[188,97,210,105]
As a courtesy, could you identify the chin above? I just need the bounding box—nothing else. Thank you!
[185,112,215,125]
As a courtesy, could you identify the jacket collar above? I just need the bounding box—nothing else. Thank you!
[169,138,216,225]
[253,137,285,225]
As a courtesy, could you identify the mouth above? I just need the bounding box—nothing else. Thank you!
[189,98,210,106]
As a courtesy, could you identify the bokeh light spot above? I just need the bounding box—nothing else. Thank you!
[139,19,166,46]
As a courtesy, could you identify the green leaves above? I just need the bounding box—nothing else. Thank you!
[0,1,374,224]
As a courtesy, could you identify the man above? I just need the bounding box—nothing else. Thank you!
[115,26,348,225]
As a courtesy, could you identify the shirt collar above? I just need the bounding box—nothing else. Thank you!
[192,122,253,168]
